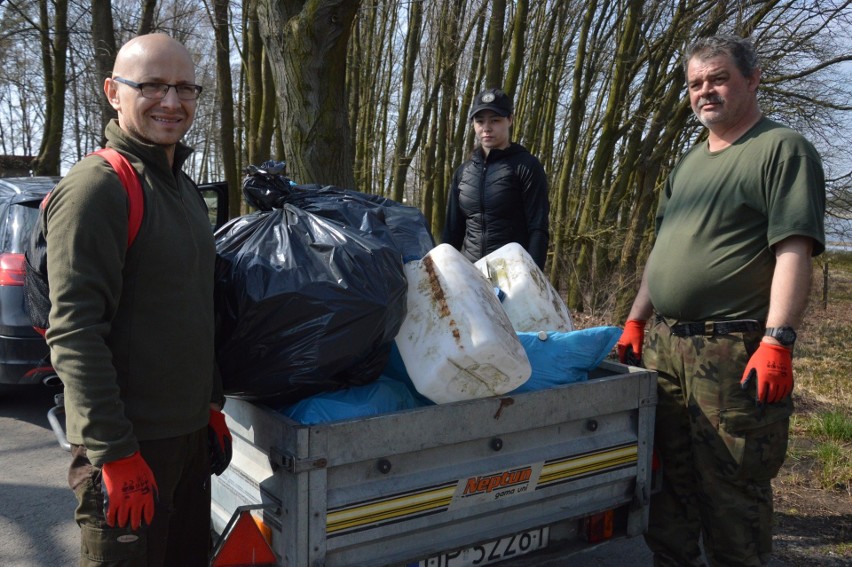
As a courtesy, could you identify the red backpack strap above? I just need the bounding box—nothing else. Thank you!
[90,148,144,247]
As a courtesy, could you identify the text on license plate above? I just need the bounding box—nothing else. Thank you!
[416,526,549,567]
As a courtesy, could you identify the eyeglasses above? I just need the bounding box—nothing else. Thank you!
[112,77,203,101]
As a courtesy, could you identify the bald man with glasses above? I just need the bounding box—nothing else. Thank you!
[45,33,230,566]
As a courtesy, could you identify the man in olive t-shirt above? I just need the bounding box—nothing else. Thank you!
[617,35,825,566]
[647,117,824,322]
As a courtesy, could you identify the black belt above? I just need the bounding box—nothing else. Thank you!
[663,318,763,337]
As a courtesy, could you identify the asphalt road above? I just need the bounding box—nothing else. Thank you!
[0,385,654,567]
[0,385,77,567]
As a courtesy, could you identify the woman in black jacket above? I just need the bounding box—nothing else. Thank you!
[442,88,550,269]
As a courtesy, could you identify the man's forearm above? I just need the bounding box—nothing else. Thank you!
[627,265,655,322]
[765,236,814,331]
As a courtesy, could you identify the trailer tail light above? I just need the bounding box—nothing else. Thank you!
[0,253,26,286]
[582,509,614,543]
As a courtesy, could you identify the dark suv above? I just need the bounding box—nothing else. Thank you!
[0,176,59,389]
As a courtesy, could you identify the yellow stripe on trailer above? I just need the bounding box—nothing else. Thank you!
[539,444,638,486]
[327,482,456,535]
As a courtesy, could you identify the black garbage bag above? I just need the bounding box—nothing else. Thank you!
[214,202,408,404]
[286,184,434,262]
[242,161,434,261]
[241,161,293,210]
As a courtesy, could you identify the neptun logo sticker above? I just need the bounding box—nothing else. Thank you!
[450,463,543,509]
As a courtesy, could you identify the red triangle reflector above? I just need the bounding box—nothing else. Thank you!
[211,509,277,566]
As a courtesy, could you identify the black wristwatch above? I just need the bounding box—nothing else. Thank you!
[764,326,797,347]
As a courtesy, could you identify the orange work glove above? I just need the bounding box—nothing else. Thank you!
[617,319,646,365]
[101,451,158,530]
[740,342,793,404]
[208,408,233,476]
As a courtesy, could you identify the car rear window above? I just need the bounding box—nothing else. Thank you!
[1,202,39,254]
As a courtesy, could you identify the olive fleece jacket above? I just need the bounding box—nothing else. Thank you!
[44,120,219,466]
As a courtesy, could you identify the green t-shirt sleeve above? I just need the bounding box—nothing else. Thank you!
[765,148,826,255]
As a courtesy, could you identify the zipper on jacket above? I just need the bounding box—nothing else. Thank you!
[479,162,487,260]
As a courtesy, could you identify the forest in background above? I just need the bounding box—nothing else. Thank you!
[1,0,851,318]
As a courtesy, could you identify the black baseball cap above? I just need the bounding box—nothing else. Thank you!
[469,88,513,120]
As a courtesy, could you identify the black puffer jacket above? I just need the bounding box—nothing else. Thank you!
[442,143,549,268]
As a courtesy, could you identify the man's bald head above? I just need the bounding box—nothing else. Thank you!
[112,33,195,80]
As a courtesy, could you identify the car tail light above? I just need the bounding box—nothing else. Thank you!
[0,253,27,286]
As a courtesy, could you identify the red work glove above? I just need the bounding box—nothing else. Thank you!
[740,342,793,405]
[101,451,158,530]
[617,319,646,365]
[208,408,233,476]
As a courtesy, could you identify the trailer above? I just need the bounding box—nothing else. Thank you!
[211,360,657,566]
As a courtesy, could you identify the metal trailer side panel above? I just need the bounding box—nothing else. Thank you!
[212,362,657,567]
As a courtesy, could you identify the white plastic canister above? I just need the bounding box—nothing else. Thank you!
[394,244,531,404]
[474,242,574,332]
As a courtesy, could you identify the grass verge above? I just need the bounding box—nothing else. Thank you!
[789,249,852,493]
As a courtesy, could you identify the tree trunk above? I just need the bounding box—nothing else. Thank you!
[257,0,361,186]
[450,9,486,177]
[91,0,116,146]
[431,0,463,233]
[422,102,438,229]
[484,0,506,87]
[213,0,241,219]
[246,0,264,167]
[258,52,277,162]
[138,0,157,35]
[503,0,527,99]
[33,0,67,176]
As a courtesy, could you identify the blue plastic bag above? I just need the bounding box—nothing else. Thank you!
[510,327,622,393]
[279,376,425,425]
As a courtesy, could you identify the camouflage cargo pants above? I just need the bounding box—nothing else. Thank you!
[642,318,793,567]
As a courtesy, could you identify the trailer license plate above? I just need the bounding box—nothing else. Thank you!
[416,526,549,567]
